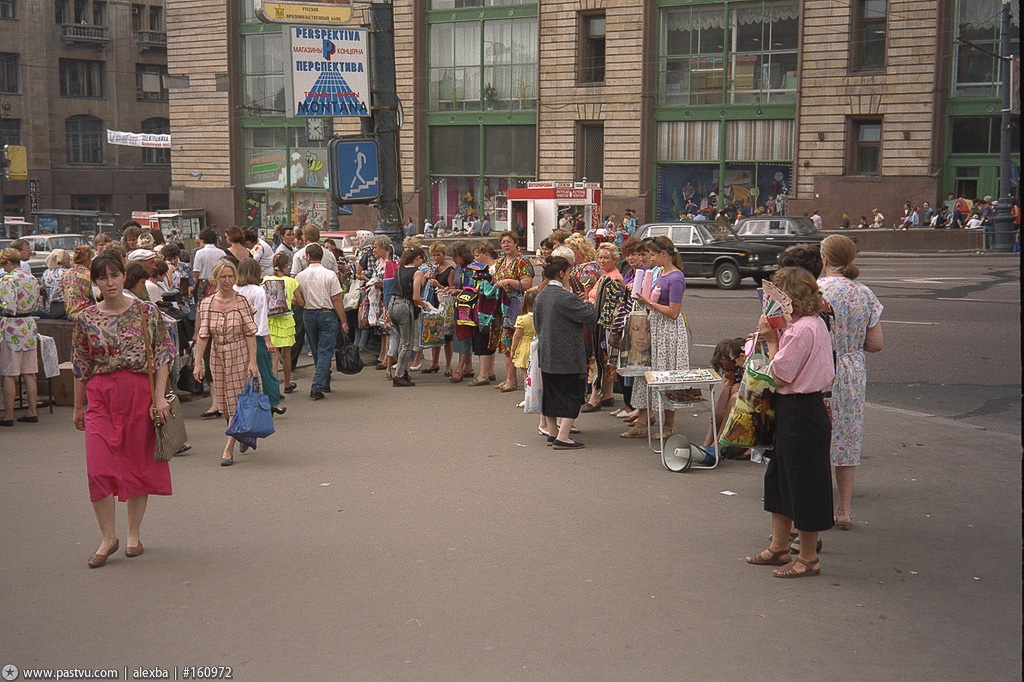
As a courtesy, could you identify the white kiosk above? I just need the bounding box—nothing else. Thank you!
[501,181,602,251]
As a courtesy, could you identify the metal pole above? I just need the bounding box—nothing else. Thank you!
[991,0,1017,252]
[369,0,404,254]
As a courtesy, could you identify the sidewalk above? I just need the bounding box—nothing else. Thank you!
[0,365,1019,679]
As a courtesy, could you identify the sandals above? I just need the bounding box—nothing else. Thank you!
[745,547,791,566]
[773,556,821,578]
[619,426,648,439]
[449,371,464,383]
[467,378,491,387]
[500,384,518,393]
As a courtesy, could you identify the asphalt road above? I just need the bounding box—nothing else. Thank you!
[683,254,1021,436]
[0,253,1019,680]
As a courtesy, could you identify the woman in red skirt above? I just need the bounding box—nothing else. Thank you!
[73,252,177,568]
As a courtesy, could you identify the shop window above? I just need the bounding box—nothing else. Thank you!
[0,52,17,93]
[578,123,604,183]
[951,115,1021,154]
[71,195,112,211]
[430,0,531,7]
[729,1,799,104]
[484,126,535,176]
[849,118,882,174]
[579,12,605,84]
[60,59,104,98]
[953,0,1020,98]
[0,0,16,20]
[141,117,170,164]
[430,126,481,176]
[147,194,169,211]
[66,114,104,164]
[660,5,726,106]
[851,0,886,71]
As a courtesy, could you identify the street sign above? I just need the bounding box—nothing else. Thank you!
[328,137,379,205]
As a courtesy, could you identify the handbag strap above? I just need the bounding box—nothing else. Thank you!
[141,303,161,425]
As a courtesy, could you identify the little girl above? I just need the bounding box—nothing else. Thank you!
[263,253,304,394]
[509,289,537,410]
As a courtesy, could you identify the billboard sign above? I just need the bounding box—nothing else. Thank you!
[328,137,379,205]
[286,26,369,118]
[255,0,353,25]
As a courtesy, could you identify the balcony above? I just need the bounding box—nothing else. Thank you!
[135,30,167,52]
[59,24,110,48]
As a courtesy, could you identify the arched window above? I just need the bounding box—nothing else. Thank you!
[141,116,170,164]
[66,114,103,163]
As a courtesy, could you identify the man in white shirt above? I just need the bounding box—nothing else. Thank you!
[191,229,226,281]
[244,229,275,277]
[274,227,298,269]
[294,244,349,400]
[810,210,823,231]
[290,225,338,276]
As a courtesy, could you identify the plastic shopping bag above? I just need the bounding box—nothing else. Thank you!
[523,337,543,414]
[719,342,776,450]
[225,378,275,450]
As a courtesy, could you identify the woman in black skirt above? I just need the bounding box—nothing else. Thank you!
[532,256,597,450]
[745,267,836,578]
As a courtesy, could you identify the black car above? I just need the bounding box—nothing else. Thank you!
[634,221,784,289]
[733,215,825,247]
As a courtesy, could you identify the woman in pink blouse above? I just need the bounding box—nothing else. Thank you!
[72,252,177,568]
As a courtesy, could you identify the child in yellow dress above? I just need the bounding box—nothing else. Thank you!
[509,290,537,409]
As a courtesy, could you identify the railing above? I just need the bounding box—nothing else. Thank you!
[135,30,167,50]
[59,24,110,46]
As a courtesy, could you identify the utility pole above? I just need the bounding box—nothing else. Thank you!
[367,0,404,252]
[991,0,1018,252]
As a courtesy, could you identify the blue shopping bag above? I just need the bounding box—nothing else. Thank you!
[225,378,275,450]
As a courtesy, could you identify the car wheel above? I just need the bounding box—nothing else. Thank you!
[714,262,741,290]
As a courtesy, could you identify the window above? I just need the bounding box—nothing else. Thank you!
[580,13,606,84]
[0,52,17,93]
[146,194,169,211]
[730,1,799,103]
[953,0,1020,97]
[951,115,1021,154]
[430,0,531,7]
[136,64,168,101]
[66,115,103,163]
[660,5,727,105]
[71,195,112,211]
[430,126,480,175]
[60,59,104,97]
[0,118,21,146]
[242,33,285,114]
[578,123,604,182]
[55,0,66,24]
[131,4,142,30]
[141,117,170,164]
[484,125,535,176]
[73,0,87,24]
[92,1,103,25]
[148,5,161,30]
[852,0,886,71]
[1,0,16,20]
[850,118,882,174]
[429,17,537,111]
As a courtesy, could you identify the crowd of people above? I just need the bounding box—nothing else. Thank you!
[1,218,884,579]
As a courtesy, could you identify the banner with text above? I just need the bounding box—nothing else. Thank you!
[287,26,369,118]
[106,130,172,148]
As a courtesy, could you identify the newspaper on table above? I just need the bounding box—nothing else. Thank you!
[644,368,720,386]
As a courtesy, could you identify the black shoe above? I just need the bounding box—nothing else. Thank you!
[200,410,223,420]
[579,402,601,413]
[551,439,585,450]
[16,415,38,423]
[0,419,13,427]
[310,390,325,401]
[272,406,286,415]
[322,386,331,393]
[392,376,416,387]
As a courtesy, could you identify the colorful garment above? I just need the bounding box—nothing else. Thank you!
[72,299,176,381]
[512,313,534,369]
[818,275,884,467]
[62,265,94,320]
[262,275,299,348]
[0,268,42,352]
[197,294,257,417]
[494,253,534,354]
[42,266,68,303]
[571,260,602,300]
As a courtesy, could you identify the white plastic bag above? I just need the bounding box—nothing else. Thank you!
[523,337,543,414]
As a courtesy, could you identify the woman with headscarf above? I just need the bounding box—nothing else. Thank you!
[42,248,71,318]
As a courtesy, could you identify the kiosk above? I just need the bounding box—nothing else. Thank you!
[501,181,602,251]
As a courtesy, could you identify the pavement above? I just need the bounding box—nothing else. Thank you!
[0,349,1020,680]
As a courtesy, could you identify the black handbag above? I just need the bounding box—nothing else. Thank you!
[335,331,364,375]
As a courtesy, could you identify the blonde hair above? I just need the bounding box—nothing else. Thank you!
[564,233,596,262]
[771,267,823,317]
[0,247,21,267]
[429,242,447,255]
[211,259,238,281]
[820,234,860,280]
[597,242,620,261]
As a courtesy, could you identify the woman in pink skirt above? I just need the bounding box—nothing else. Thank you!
[72,251,177,568]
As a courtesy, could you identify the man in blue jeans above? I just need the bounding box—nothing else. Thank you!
[294,244,350,400]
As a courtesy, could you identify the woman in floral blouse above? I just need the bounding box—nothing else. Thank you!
[62,245,95,320]
[1,248,42,427]
[493,231,534,391]
[72,251,177,568]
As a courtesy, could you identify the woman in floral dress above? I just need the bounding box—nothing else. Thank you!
[493,231,534,391]
[193,260,259,466]
[0,248,43,427]
[817,235,884,530]
[62,245,95,320]
[72,251,177,567]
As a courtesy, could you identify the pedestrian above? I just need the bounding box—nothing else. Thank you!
[72,251,176,566]
[193,260,259,465]
[388,246,429,387]
[294,244,350,400]
[42,248,71,318]
[745,267,835,578]
[264,253,303,395]
[1,248,42,427]
[234,258,284,415]
[244,229,275,277]
[533,256,598,450]
[817,235,883,530]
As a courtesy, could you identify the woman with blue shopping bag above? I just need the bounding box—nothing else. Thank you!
[225,377,276,453]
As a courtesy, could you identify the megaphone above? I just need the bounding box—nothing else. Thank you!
[661,433,716,472]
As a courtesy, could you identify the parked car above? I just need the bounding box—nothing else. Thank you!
[733,215,825,247]
[634,221,785,289]
[0,234,90,278]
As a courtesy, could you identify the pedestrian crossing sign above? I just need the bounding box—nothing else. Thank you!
[329,137,380,205]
